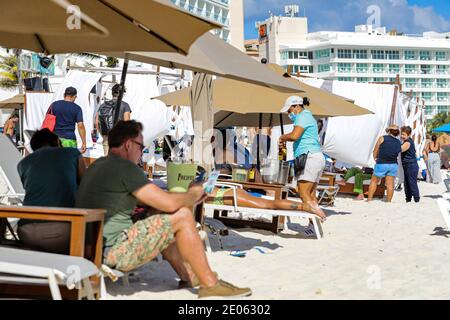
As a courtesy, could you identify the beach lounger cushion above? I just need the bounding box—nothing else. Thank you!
[0,246,105,300]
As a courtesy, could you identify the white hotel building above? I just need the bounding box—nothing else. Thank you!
[171,0,244,51]
[257,10,450,118]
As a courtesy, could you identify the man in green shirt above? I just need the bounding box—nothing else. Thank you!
[76,121,251,299]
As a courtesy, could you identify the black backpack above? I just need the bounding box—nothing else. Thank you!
[98,100,116,135]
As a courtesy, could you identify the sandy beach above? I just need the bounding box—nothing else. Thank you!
[106,177,450,300]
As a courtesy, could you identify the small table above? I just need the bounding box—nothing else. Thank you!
[0,206,105,299]
[320,172,338,186]
[213,180,289,233]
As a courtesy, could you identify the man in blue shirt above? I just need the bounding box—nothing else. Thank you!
[52,87,86,153]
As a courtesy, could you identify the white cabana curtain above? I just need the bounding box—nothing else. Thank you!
[24,92,54,131]
[123,73,170,146]
[268,78,426,169]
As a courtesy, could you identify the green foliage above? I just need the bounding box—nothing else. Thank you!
[427,112,450,133]
[105,56,119,68]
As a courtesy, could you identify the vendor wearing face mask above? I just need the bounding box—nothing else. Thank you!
[279,96,326,221]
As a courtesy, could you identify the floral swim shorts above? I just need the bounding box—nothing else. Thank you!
[104,214,174,272]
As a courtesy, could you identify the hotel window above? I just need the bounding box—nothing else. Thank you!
[373,64,385,73]
[314,49,330,59]
[389,64,400,73]
[293,51,299,59]
[422,92,433,101]
[298,65,310,73]
[353,49,368,59]
[318,64,331,73]
[419,51,431,61]
[404,50,416,60]
[425,106,434,114]
[386,50,400,60]
[373,77,386,82]
[356,63,368,73]
[405,64,418,74]
[436,65,448,74]
[337,49,352,59]
[338,77,352,82]
[436,52,447,61]
[338,63,352,73]
[405,78,418,88]
[288,51,294,59]
[437,79,448,88]
[357,77,370,83]
[437,92,449,102]
[389,78,397,83]
[438,106,450,113]
[371,50,385,60]
[421,78,433,88]
[420,65,431,74]
[299,51,308,59]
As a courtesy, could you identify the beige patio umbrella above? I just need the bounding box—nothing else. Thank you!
[0,0,220,54]
[106,33,300,92]
[153,76,372,117]
[0,94,25,109]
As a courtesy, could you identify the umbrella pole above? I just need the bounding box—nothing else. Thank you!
[114,55,129,125]
[257,113,262,169]
[280,114,285,135]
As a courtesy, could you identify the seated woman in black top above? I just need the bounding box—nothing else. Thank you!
[367,125,402,203]
[400,126,420,203]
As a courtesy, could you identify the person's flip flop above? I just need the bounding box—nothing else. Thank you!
[230,251,246,258]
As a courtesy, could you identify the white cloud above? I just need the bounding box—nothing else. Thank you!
[244,0,450,35]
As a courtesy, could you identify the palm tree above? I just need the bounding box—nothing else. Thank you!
[427,112,450,132]
[0,54,19,89]
[105,56,119,68]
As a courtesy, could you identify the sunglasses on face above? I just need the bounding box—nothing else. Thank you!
[131,140,146,152]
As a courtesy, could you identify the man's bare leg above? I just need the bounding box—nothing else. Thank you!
[168,207,217,288]
[161,242,196,283]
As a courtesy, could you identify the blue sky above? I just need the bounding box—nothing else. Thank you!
[244,0,450,39]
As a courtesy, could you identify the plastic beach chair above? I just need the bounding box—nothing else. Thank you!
[204,182,324,240]
[0,246,106,300]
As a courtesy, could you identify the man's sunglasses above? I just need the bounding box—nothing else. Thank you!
[131,140,146,152]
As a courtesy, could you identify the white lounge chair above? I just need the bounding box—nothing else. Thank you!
[204,182,324,240]
[0,134,25,205]
[437,199,450,231]
[0,246,106,300]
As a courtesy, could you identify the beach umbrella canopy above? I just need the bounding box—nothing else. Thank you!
[0,0,219,54]
[214,111,291,128]
[433,123,450,133]
[106,33,300,93]
[0,94,25,109]
[154,76,372,117]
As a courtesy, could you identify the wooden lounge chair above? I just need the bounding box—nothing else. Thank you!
[204,182,324,240]
[0,246,106,300]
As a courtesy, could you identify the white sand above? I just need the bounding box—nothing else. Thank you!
[107,179,450,300]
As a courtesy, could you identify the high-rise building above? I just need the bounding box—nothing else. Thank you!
[256,6,450,118]
[171,0,244,51]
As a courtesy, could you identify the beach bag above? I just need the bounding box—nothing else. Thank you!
[294,152,309,176]
[98,100,116,135]
[41,104,56,132]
